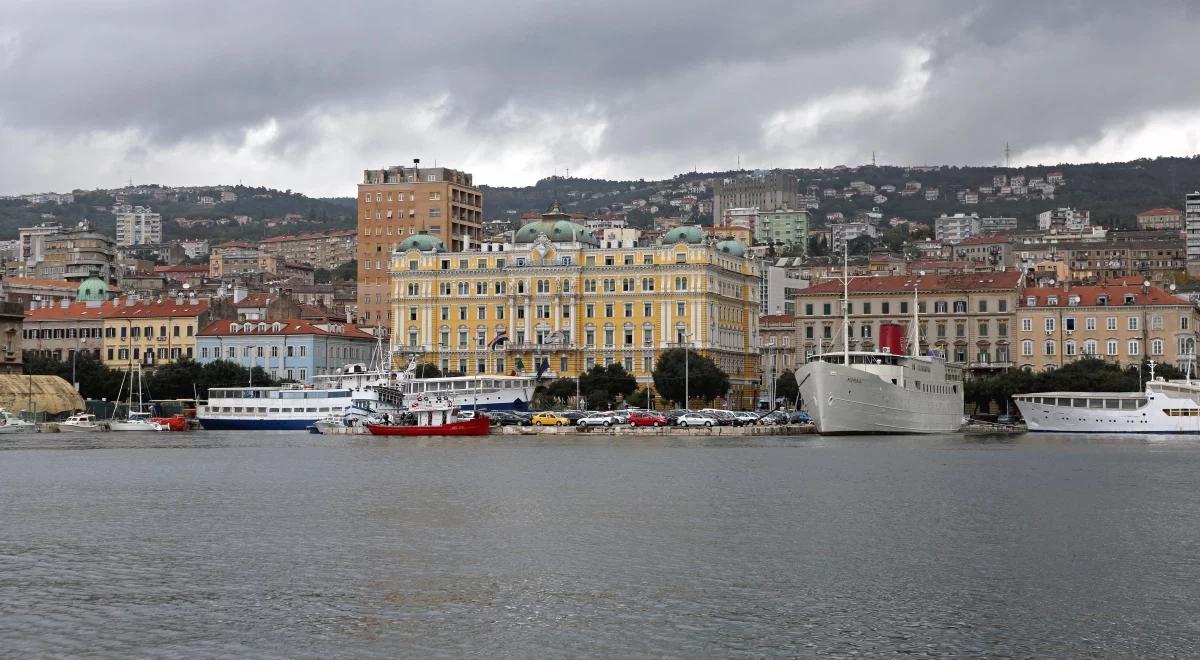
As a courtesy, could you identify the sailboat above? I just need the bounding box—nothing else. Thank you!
[109,367,166,432]
[794,244,965,434]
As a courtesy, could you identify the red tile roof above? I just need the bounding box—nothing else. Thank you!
[198,319,374,338]
[760,314,795,324]
[1020,285,1186,307]
[153,264,210,273]
[799,271,1022,295]
[26,298,210,320]
[258,229,356,244]
[956,235,1010,245]
[1136,208,1182,217]
[3,278,78,290]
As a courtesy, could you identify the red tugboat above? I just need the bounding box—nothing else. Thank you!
[365,395,491,436]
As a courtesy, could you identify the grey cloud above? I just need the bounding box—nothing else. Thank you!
[0,0,1197,194]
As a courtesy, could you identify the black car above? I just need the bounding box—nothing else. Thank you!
[485,411,524,426]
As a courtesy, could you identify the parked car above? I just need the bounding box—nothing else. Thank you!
[789,410,812,424]
[676,413,716,428]
[701,409,737,426]
[511,411,533,425]
[665,409,691,426]
[609,411,632,425]
[577,413,620,428]
[628,411,668,427]
[486,411,524,426]
[733,411,760,426]
[758,411,789,425]
[531,412,570,426]
[560,410,588,425]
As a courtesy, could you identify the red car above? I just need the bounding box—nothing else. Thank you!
[628,411,668,427]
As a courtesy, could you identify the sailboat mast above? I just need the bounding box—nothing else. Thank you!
[842,241,850,358]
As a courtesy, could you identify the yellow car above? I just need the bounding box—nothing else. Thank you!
[531,412,570,426]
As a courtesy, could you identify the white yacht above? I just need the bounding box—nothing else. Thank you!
[109,411,166,432]
[796,252,964,434]
[0,409,36,433]
[1014,362,1200,433]
[58,414,103,432]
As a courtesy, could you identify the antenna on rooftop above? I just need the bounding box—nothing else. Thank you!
[872,151,876,167]
[1005,142,1011,168]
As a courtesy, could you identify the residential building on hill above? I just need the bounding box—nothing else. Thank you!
[1015,284,1198,372]
[113,205,163,246]
[17,222,63,276]
[1059,239,1185,287]
[1136,207,1183,231]
[790,272,1024,373]
[935,213,980,244]
[258,229,357,269]
[830,222,877,252]
[34,224,117,284]
[359,162,483,333]
[1038,207,1091,232]
[388,205,762,407]
[756,207,810,249]
[197,319,377,381]
[947,236,1014,270]
[712,173,799,225]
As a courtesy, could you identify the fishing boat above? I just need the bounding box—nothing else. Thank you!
[58,413,104,432]
[109,367,167,432]
[0,409,36,433]
[365,394,491,436]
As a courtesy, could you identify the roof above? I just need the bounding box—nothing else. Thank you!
[1137,208,1182,216]
[26,298,209,321]
[258,229,356,244]
[799,271,1023,295]
[234,293,273,308]
[154,264,209,273]
[760,314,795,324]
[197,319,375,338]
[3,278,78,291]
[0,375,84,414]
[956,235,1010,246]
[1020,285,1186,307]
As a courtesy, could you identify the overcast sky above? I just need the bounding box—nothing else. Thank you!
[3,0,1199,197]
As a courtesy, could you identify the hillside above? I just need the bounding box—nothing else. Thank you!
[0,186,356,243]
[482,156,1200,229]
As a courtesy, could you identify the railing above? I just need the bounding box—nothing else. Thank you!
[969,361,1014,369]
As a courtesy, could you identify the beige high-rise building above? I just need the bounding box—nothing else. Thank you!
[357,162,482,334]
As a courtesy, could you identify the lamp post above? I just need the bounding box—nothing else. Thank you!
[669,332,695,409]
[1134,335,1145,391]
[71,337,86,392]
[767,338,777,410]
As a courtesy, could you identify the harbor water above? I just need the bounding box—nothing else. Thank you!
[3,431,1200,657]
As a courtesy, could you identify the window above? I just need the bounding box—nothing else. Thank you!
[1065,341,1076,356]
[860,325,872,338]
[562,305,570,319]
[1128,340,1141,356]
[1045,318,1055,332]
[823,303,832,315]
[900,302,909,314]
[676,302,686,316]
[1021,340,1033,356]
[1151,339,1164,356]
[978,322,989,337]
[953,301,966,313]
[1183,317,1191,330]
[270,346,279,358]
[1107,317,1117,330]
[1107,340,1118,356]
[978,300,988,313]
[1083,340,1098,356]
[881,302,890,314]
[643,327,653,345]
[585,329,595,346]
[201,347,209,358]
[644,303,653,317]
[497,306,505,320]
[863,302,872,314]
[624,303,633,317]
[1044,340,1056,356]
[934,301,948,313]
[586,304,595,318]
[605,303,614,318]
[1065,318,1075,331]
[1086,317,1096,330]
[1128,317,1139,331]
[409,306,418,321]
[287,345,294,357]
[458,306,468,321]
[998,322,1008,337]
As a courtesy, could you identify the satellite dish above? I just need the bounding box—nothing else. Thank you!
[1143,280,1151,288]
[1048,278,1056,286]
[1170,283,1178,291]
[918,270,926,276]
[182,283,190,290]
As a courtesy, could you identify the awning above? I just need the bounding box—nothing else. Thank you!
[0,375,85,415]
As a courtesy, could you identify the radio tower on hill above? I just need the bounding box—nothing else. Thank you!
[1005,142,1011,168]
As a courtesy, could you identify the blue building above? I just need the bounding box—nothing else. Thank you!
[196,319,378,382]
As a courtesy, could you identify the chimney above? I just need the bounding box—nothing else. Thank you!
[125,295,136,307]
[233,284,248,304]
[60,299,69,309]
[176,295,184,305]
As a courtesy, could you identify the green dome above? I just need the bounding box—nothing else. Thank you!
[714,239,747,257]
[514,219,597,245]
[397,234,446,252]
[76,275,108,302]
[662,225,704,244]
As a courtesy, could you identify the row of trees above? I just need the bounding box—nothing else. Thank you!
[525,348,732,409]
[24,354,283,401]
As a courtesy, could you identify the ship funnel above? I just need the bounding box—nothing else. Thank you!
[878,323,906,355]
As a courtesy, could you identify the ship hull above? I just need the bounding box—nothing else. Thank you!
[197,417,319,431]
[365,417,491,437]
[798,362,963,434]
[1014,394,1200,433]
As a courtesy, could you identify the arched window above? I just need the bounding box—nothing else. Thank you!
[1151,339,1164,356]
[1083,340,1098,356]
[1043,340,1056,356]
[1064,340,1076,356]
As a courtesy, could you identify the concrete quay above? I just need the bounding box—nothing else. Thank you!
[497,424,815,436]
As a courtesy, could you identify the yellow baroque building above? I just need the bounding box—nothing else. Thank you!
[388,205,762,407]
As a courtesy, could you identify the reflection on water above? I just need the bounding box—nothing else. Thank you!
[2,431,1199,657]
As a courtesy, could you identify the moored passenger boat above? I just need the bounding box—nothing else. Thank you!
[197,386,355,430]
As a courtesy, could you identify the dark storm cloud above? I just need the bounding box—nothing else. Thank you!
[0,0,1197,193]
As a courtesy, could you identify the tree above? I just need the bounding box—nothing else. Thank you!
[544,377,577,405]
[626,387,651,408]
[585,388,611,410]
[25,353,123,401]
[774,369,798,405]
[847,234,878,255]
[808,234,829,257]
[578,364,637,404]
[651,348,730,407]
[412,362,442,378]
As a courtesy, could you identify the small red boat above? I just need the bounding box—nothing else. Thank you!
[150,414,190,432]
[365,395,492,436]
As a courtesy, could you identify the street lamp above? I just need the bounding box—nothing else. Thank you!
[71,337,87,392]
[1133,335,1145,391]
[766,338,777,410]
[670,332,695,409]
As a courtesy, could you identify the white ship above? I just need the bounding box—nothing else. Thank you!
[796,252,964,434]
[1013,362,1200,433]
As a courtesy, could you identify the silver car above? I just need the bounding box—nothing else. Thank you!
[577,413,620,428]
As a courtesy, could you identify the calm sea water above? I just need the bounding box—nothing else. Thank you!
[2,431,1200,658]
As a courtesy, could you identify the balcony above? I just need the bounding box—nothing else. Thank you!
[969,361,1014,370]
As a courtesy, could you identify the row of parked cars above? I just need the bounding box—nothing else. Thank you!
[479,409,811,428]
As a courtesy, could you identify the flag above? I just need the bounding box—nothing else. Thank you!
[488,329,509,350]
[535,357,550,380]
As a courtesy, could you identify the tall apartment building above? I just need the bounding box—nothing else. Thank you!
[712,173,799,225]
[1186,192,1200,277]
[358,161,483,333]
[1038,207,1091,232]
[114,205,163,246]
[258,229,357,269]
[17,222,63,276]
[387,209,762,407]
[935,213,980,243]
[1016,284,1198,372]
[34,224,117,283]
[830,221,877,252]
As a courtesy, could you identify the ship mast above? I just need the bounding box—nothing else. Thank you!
[842,241,850,358]
[909,272,922,357]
